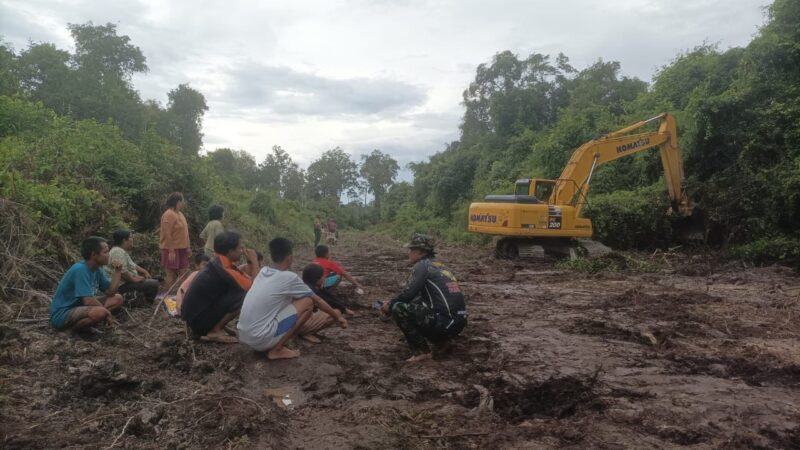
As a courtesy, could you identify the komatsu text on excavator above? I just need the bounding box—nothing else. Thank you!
[467,113,693,258]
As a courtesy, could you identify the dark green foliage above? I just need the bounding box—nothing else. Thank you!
[0,96,57,137]
[167,84,208,155]
[0,22,371,271]
[16,43,73,115]
[0,42,19,96]
[249,192,277,224]
[306,147,358,200]
[359,150,399,209]
[730,236,800,267]
[404,0,800,267]
[583,184,672,249]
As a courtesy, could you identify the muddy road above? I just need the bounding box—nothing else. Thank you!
[2,233,799,449]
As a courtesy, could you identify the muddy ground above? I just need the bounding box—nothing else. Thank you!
[2,233,799,449]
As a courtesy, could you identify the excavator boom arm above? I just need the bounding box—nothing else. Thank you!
[553,113,691,216]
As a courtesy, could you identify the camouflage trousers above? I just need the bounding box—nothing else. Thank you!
[391,302,466,354]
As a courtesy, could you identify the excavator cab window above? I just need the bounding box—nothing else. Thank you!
[514,179,531,196]
[533,180,555,203]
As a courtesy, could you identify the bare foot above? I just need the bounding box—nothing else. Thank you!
[405,353,432,363]
[300,334,322,344]
[267,346,301,360]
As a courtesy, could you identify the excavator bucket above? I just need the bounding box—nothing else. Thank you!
[671,207,708,244]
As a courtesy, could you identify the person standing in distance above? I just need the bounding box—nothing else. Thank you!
[160,192,190,292]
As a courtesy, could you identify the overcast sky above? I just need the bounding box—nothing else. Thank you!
[1,0,769,174]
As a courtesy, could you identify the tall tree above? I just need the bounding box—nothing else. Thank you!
[462,51,567,141]
[0,42,19,96]
[15,43,73,114]
[69,22,147,79]
[306,147,358,201]
[67,22,148,138]
[208,148,259,187]
[359,149,399,208]
[282,163,306,201]
[167,84,208,155]
[258,145,292,192]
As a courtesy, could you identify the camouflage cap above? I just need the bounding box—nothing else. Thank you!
[404,233,434,252]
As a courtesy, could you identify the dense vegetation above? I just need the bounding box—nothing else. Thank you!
[0,23,402,294]
[399,0,800,264]
[1,0,799,287]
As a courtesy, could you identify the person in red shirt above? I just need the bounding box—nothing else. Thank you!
[312,245,362,291]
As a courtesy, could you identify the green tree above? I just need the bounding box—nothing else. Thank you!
[207,148,259,187]
[306,147,358,201]
[0,42,19,96]
[462,51,567,141]
[258,145,292,192]
[282,164,306,201]
[359,149,399,208]
[69,22,147,79]
[167,84,208,155]
[16,43,73,114]
[380,181,412,221]
[68,22,148,139]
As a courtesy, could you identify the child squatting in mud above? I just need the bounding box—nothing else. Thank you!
[237,238,348,360]
[381,234,468,362]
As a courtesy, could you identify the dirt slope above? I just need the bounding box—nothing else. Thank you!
[2,233,799,449]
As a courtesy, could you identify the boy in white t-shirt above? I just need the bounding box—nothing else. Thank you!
[237,238,348,360]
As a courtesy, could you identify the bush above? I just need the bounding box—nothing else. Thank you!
[0,96,56,137]
[729,236,800,267]
[248,192,277,224]
[583,183,672,249]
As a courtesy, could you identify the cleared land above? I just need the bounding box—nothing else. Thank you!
[2,234,799,449]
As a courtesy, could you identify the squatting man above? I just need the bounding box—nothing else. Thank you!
[381,234,468,362]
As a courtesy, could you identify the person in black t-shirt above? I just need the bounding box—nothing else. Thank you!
[381,234,467,362]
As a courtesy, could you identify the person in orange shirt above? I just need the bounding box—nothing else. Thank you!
[181,231,259,343]
[160,192,190,292]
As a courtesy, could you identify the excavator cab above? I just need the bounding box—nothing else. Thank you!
[514,178,556,203]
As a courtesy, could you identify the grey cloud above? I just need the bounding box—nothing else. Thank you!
[217,62,427,118]
[405,111,462,132]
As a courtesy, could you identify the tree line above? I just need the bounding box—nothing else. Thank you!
[2,0,799,267]
[0,21,407,280]
[402,0,800,264]
[0,22,401,209]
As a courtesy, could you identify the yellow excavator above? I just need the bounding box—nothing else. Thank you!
[467,113,693,258]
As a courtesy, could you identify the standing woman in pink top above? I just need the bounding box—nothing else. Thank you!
[160,192,190,291]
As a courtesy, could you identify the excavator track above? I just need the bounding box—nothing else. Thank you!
[494,237,606,260]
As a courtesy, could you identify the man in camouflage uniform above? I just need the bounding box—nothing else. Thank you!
[381,234,467,362]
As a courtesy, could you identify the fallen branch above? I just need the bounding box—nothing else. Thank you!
[26,410,65,430]
[103,415,135,449]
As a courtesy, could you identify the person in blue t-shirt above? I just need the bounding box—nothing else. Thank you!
[50,236,125,332]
